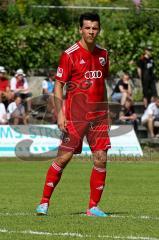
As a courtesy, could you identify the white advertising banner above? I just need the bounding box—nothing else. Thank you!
[0,125,143,158]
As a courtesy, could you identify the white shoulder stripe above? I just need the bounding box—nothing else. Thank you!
[65,45,79,54]
[65,45,79,55]
[65,43,78,53]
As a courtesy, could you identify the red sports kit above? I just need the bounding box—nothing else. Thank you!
[56,41,111,153]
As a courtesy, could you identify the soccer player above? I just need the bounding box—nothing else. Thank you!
[36,12,111,217]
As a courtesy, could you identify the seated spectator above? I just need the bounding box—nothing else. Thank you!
[10,69,32,112]
[0,95,7,124]
[111,72,132,106]
[141,96,159,138]
[42,70,55,113]
[7,96,29,125]
[0,66,13,106]
[119,98,138,131]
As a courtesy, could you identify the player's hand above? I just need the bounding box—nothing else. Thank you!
[57,112,67,133]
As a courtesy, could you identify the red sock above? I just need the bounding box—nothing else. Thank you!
[40,162,63,204]
[89,166,106,209]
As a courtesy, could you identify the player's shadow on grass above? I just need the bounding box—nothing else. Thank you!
[71,211,128,216]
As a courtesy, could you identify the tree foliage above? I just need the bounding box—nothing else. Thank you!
[0,0,159,78]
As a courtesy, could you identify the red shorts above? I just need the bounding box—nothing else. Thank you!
[59,118,111,154]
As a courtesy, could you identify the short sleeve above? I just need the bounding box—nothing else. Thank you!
[147,105,153,115]
[7,103,14,114]
[103,51,109,78]
[10,77,16,91]
[23,78,28,89]
[1,104,6,115]
[137,59,144,69]
[42,80,48,89]
[118,80,123,88]
[56,52,72,83]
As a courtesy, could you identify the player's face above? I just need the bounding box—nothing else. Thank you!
[156,99,159,108]
[17,74,23,81]
[122,74,130,82]
[145,49,152,57]
[15,97,22,105]
[79,20,100,45]
[0,72,4,78]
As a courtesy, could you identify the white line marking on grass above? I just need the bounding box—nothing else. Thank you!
[0,212,159,221]
[0,228,159,240]
[111,215,159,221]
[0,212,30,216]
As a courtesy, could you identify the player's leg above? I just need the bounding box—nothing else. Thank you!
[142,78,149,108]
[36,120,85,215]
[36,150,73,215]
[86,119,110,217]
[121,92,127,106]
[86,150,109,217]
[147,116,155,138]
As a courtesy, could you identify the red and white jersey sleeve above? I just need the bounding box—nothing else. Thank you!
[56,52,72,83]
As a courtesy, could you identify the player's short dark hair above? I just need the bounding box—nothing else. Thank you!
[79,12,100,28]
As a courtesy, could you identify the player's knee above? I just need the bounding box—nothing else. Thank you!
[93,150,107,168]
[55,151,73,168]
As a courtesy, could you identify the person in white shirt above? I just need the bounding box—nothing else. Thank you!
[0,96,7,124]
[7,96,29,125]
[10,69,32,112]
[141,96,159,138]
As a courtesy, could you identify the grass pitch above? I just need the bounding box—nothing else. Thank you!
[0,158,159,240]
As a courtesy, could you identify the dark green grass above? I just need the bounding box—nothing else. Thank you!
[0,158,159,240]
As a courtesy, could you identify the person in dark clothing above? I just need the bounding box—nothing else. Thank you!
[137,46,157,108]
[119,98,138,131]
[111,73,132,106]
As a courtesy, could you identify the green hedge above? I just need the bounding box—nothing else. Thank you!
[0,2,159,79]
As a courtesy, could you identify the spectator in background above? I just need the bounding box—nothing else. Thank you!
[119,98,138,131]
[0,95,7,124]
[137,46,157,108]
[10,69,32,112]
[42,70,55,113]
[0,66,13,106]
[111,72,132,106]
[141,96,159,138]
[7,96,29,125]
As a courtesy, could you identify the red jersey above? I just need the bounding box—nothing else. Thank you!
[0,77,9,91]
[56,41,109,120]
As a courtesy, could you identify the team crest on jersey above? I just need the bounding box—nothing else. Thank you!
[99,57,106,66]
[57,67,63,78]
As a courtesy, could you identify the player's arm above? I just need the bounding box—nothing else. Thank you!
[54,80,67,132]
[119,85,126,93]
[127,82,132,95]
[137,67,142,79]
[104,51,109,102]
[137,59,143,79]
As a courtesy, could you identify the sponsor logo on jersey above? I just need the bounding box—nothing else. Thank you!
[80,59,86,64]
[84,70,102,79]
[57,67,63,78]
[63,137,70,143]
[99,57,106,66]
